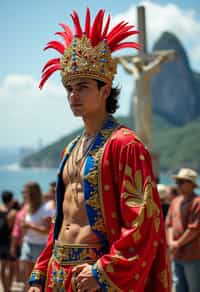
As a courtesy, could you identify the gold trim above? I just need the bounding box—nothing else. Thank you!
[53,255,96,266]
[71,271,77,292]
[97,125,121,240]
[55,240,102,248]
[30,269,46,279]
[96,260,122,291]
[45,256,54,290]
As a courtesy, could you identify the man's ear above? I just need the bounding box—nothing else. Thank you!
[100,84,111,101]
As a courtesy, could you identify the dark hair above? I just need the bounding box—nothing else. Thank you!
[1,191,13,204]
[96,80,120,114]
[25,182,43,214]
[50,181,56,188]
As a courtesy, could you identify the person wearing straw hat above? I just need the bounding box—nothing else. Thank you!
[166,168,200,292]
[28,7,169,292]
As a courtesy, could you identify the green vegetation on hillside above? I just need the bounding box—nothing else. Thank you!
[153,118,200,171]
[21,114,200,172]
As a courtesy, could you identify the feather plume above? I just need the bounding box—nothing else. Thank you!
[44,41,65,54]
[39,64,61,89]
[55,32,71,47]
[101,14,111,39]
[42,58,60,73]
[59,23,73,42]
[71,10,82,37]
[84,7,91,37]
[111,41,142,52]
[90,10,104,46]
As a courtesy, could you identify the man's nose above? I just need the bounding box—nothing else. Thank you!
[69,90,80,100]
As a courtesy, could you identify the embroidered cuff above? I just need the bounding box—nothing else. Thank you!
[92,260,120,292]
[29,270,46,288]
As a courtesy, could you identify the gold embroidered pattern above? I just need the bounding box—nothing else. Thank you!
[158,269,168,289]
[122,166,160,234]
[85,191,99,209]
[121,128,134,136]
[61,36,117,86]
[106,264,115,273]
[111,228,116,234]
[53,242,103,265]
[49,261,67,291]
[93,261,122,292]
[132,230,142,242]
[29,270,46,281]
[111,212,117,218]
[84,169,98,185]
[127,255,139,262]
[141,261,147,268]
[104,184,110,191]
[139,154,145,161]
[84,118,119,242]
[134,273,140,280]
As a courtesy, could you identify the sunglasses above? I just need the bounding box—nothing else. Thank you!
[176,179,191,185]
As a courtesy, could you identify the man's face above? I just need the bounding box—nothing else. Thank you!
[65,78,108,117]
[176,179,194,194]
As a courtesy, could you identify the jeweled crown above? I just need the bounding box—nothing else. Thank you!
[39,8,140,89]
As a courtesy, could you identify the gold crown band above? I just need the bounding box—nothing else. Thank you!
[60,35,117,86]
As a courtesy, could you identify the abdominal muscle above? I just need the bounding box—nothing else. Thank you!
[58,137,102,245]
[58,161,101,245]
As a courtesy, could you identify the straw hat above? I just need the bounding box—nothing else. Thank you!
[171,168,198,187]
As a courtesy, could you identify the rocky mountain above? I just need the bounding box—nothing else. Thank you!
[152,32,200,125]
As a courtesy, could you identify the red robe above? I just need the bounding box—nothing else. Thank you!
[29,117,170,291]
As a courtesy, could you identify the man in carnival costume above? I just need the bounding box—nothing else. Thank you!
[28,7,169,292]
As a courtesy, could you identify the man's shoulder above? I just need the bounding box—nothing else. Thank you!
[192,193,200,204]
[169,196,182,208]
[111,125,142,146]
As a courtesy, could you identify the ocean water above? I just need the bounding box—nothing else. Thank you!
[1,163,199,203]
[0,164,56,202]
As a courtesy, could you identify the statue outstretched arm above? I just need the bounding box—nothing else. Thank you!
[118,57,140,78]
[143,55,169,75]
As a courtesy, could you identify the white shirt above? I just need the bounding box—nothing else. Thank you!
[24,204,52,244]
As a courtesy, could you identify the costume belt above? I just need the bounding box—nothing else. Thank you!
[53,241,106,265]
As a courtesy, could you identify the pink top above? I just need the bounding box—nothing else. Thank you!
[12,204,27,245]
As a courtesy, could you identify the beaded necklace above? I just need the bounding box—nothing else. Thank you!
[66,134,96,202]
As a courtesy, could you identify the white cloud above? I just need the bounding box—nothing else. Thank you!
[111,0,200,69]
[0,73,132,148]
[0,74,82,147]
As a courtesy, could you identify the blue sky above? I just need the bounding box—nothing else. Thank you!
[1,0,200,148]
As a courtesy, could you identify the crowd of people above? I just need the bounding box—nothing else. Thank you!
[0,181,56,292]
[0,168,199,291]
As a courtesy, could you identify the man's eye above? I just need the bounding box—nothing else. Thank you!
[79,85,88,90]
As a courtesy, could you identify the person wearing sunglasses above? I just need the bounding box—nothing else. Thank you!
[166,168,200,292]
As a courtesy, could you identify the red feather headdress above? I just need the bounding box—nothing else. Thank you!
[39,8,140,89]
